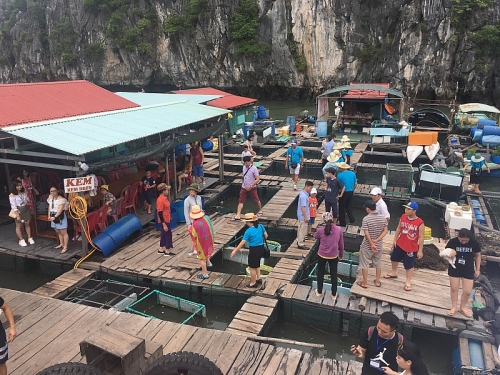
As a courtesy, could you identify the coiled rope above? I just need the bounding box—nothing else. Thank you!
[68,196,101,269]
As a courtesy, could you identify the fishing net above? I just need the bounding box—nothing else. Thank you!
[415,245,448,271]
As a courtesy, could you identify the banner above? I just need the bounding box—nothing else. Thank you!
[64,177,94,193]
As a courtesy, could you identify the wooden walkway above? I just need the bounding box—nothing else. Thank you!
[32,269,95,299]
[1,288,361,375]
[226,296,278,336]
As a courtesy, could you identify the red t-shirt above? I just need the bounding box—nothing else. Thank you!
[156,194,171,223]
[309,197,318,218]
[396,214,423,252]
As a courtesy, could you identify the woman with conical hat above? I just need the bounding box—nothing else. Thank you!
[188,205,214,279]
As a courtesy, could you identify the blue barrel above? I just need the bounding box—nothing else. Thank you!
[202,140,213,152]
[92,214,142,257]
[154,207,178,230]
[478,119,497,128]
[243,123,253,139]
[286,116,296,132]
[317,120,328,137]
[472,129,483,143]
[257,106,267,119]
[469,340,485,369]
[481,125,500,136]
[175,144,187,156]
[172,200,186,223]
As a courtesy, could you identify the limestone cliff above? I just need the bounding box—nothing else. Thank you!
[0,0,499,103]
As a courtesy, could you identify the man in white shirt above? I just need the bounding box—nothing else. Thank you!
[370,187,390,223]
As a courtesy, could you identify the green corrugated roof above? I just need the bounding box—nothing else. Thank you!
[2,101,230,156]
[116,92,222,106]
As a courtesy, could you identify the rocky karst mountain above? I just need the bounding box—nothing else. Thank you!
[0,0,499,102]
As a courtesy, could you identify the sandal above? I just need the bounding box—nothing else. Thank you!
[373,280,381,287]
[246,283,259,288]
[60,248,68,254]
[197,274,210,279]
[383,274,398,279]
[459,309,473,318]
[447,309,456,316]
[404,285,412,291]
[356,281,368,289]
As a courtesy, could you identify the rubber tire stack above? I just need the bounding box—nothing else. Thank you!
[36,363,104,375]
[145,351,223,375]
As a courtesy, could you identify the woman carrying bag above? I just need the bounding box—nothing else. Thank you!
[230,213,268,288]
[47,187,69,253]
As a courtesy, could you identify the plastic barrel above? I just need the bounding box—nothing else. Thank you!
[172,200,186,223]
[469,340,486,369]
[317,120,328,137]
[295,123,302,133]
[92,214,142,257]
[472,129,483,143]
[482,135,500,147]
[286,116,296,132]
[202,140,213,152]
[481,125,500,136]
[243,124,253,139]
[477,119,497,128]
[175,144,187,156]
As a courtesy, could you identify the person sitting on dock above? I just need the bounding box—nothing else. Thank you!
[370,187,390,223]
[322,150,343,181]
[184,183,203,256]
[336,162,357,227]
[0,296,17,375]
[350,311,402,375]
[188,205,214,280]
[296,180,314,250]
[100,185,117,215]
[381,340,430,375]
[323,168,344,225]
[233,156,263,221]
[313,212,344,299]
[285,139,304,190]
[384,202,424,292]
[241,144,253,162]
[230,213,268,288]
[463,153,490,195]
[321,135,335,168]
[444,228,481,318]
[357,200,388,289]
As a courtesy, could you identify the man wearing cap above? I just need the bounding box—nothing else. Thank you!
[156,183,175,256]
[321,135,335,168]
[234,156,263,220]
[370,187,390,223]
[324,167,345,224]
[184,183,204,256]
[357,200,388,289]
[297,180,314,249]
[463,153,490,195]
[285,140,304,190]
[322,150,343,180]
[384,202,424,291]
[336,162,357,227]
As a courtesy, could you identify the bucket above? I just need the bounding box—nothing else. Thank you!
[286,116,296,132]
[317,120,328,137]
[302,124,309,132]
[93,214,142,257]
[295,124,302,133]
[201,140,213,152]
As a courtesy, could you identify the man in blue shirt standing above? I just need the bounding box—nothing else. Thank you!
[297,180,314,249]
[285,140,304,190]
[336,162,357,227]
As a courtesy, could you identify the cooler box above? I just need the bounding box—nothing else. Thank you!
[408,131,438,146]
[448,210,473,230]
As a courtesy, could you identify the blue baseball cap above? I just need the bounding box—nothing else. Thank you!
[291,139,297,144]
[403,201,418,211]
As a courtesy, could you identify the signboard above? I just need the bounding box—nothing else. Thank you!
[64,177,94,193]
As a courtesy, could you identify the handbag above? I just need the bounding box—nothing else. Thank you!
[8,210,17,219]
[51,211,65,224]
[261,225,271,259]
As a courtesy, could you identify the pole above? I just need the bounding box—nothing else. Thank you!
[171,149,177,201]
[1,141,11,192]
[218,133,224,182]
[165,153,170,201]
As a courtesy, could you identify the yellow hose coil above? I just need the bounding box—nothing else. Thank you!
[69,196,101,269]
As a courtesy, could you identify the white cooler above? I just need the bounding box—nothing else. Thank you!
[448,210,473,230]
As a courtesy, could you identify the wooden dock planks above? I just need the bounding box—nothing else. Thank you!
[226,296,278,336]
[32,269,95,299]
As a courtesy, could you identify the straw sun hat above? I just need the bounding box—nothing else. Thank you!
[242,213,258,222]
[336,162,351,169]
[189,205,205,219]
[157,183,171,191]
[327,150,341,162]
[471,153,485,163]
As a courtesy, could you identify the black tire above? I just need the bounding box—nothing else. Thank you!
[36,363,104,375]
[145,351,223,375]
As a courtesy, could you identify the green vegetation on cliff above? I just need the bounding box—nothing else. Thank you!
[451,0,496,30]
[230,0,268,55]
[163,0,209,34]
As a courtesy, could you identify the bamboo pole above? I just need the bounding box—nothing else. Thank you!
[244,335,325,349]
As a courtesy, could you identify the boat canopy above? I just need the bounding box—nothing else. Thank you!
[318,84,404,99]
[458,103,500,114]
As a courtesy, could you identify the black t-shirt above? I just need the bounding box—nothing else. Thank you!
[445,237,481,271]
[325,177,344,203]
[359,328,400,375]
[141,176,156,190]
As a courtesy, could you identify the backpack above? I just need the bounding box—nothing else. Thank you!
[367,326,403,343]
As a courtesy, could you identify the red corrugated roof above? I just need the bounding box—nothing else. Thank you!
[343,83,390,100]
[0,80,139,127]
[173,88,256,109]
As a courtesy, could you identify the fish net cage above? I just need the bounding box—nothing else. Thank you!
[383,163,414,195]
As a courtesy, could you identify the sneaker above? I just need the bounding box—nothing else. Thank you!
[19,239,27,247]
[315,289,323,297]
[188,250,197,256]
[197,273,209,279]
[207,262,213,267]
[28,238,35,245]
[293,184,297,190]
[77,235,82,241]
[256,279,263,284]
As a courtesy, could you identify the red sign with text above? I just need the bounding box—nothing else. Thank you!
[64,177,93,193]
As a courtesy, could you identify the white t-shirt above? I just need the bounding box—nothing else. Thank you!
[47,196,68,214]
[376,198,390,220]
[242,150,253,158]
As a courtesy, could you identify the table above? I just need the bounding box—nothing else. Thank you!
[34,214,58,240]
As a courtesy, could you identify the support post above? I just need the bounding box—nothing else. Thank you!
[165,153,170,201]
[1,141,11,192]
[171,148,177,201]
[218,133,224,182]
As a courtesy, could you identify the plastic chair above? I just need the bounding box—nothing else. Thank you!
[95,204,109,233]
[111,197,124,222]
[120,185,131,201]
[107,171,120,183]
[131,181,141,207]
[73,211,100,242]
[96,176,106,187]
[123,186,138,215]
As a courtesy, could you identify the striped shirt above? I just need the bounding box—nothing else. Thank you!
[360,213,388,252]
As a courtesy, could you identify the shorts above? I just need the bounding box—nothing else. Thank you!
[470,172,482,185]
[448,264,475,280]
[390,245,417,270]
[0,327,7,364]
[325,200,338,218]
[359,245,383,269]
[289,165,301,175]
[238,187,260,205]
[192,164,204,177]
[308,217,316,225]
[248,245,264,268]
[140,190,153,204]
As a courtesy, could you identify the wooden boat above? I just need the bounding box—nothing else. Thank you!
[406,145,424,163]
[453,103,500,133]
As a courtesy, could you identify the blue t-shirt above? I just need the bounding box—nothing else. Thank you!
[297,190,310,220]
[471,160,485,170]
[243,224,266,247]
[287,146,304,165]
[337,170,357,192]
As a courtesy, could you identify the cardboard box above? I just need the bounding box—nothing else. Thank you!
[408,131,438,146]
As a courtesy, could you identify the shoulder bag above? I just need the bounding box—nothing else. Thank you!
[261,224,270,258]
[9,210,17,219]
